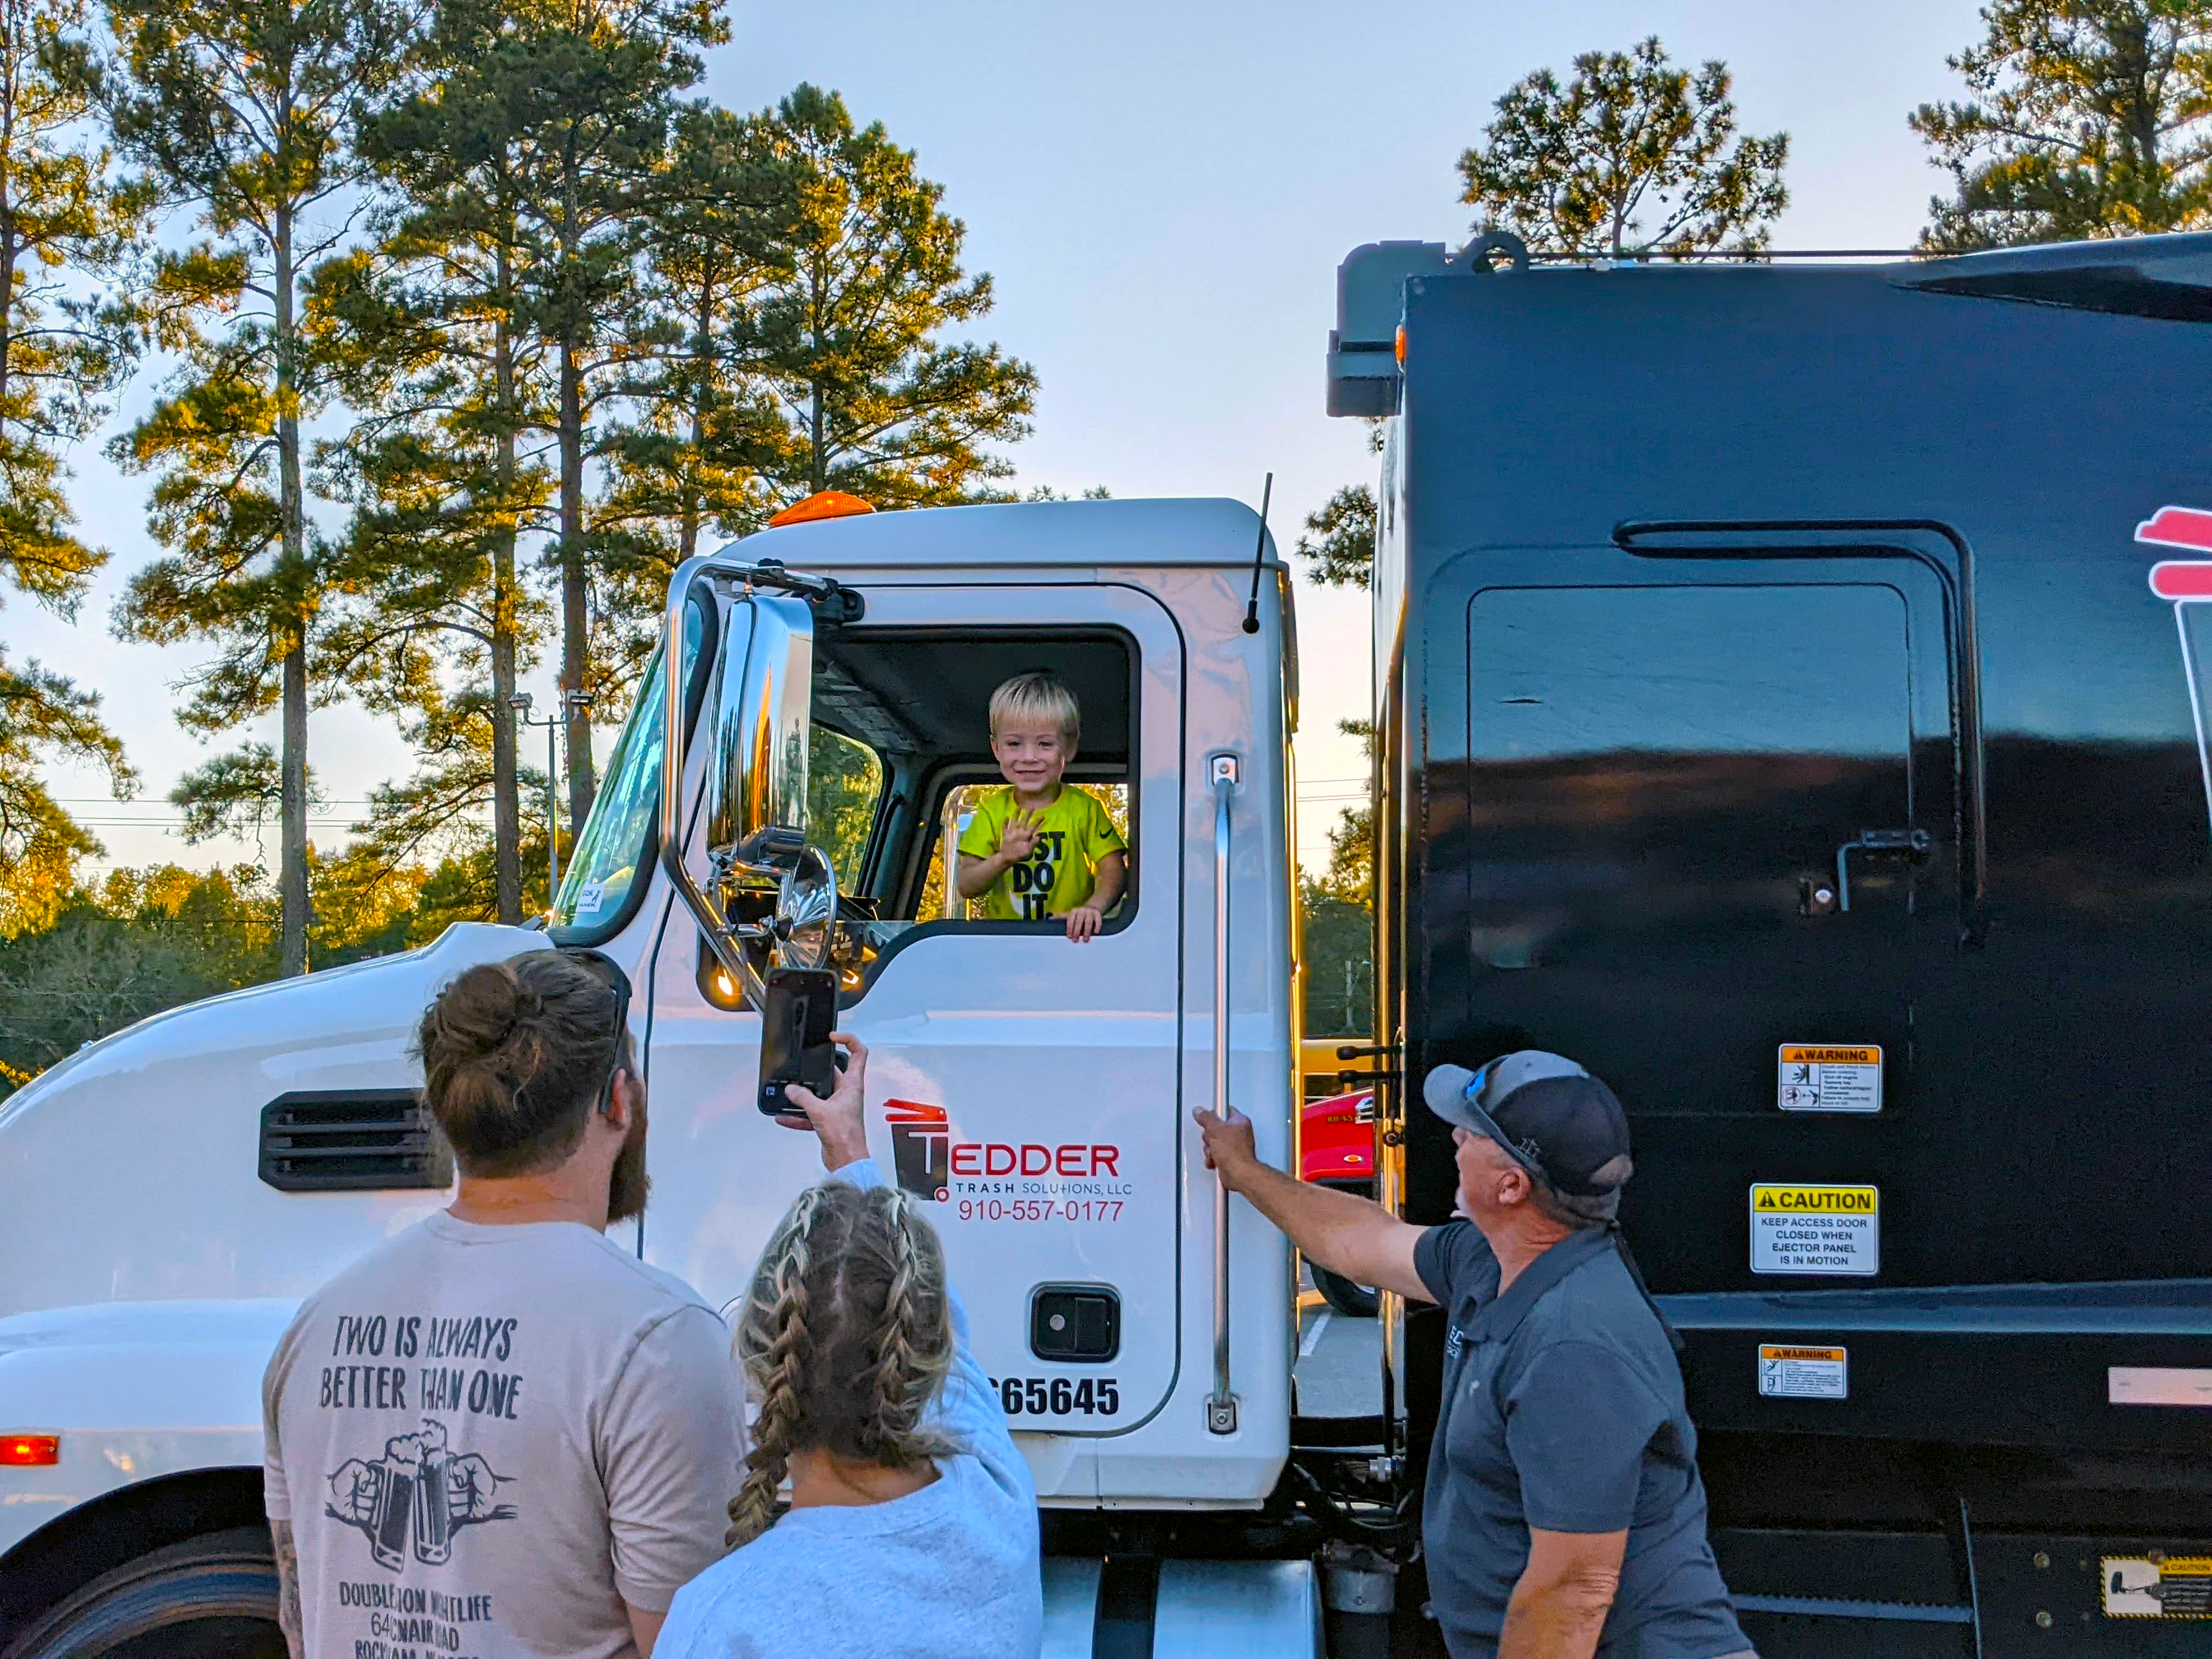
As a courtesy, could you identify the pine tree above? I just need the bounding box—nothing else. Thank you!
[91,0,420,975]
[600,98,793,658]
[1459,37,1788,257]
[0,0,143,926]
[1912,1,2212,250]
[748,84,1037,509]
[315,7,563,924]
[500,0,726,836]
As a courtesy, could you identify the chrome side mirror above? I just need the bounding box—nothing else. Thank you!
[707,592,814,872]
[662,577,843,1008]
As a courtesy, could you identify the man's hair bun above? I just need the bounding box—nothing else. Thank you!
[415,955,624,1178]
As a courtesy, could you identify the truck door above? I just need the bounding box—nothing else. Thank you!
[1438,540,1963,1293]
[639,579,1187,1470]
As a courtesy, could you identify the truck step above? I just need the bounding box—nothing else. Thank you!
[1042,1556,1321,1657]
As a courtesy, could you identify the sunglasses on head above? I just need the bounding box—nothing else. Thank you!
[562,949,634,1114]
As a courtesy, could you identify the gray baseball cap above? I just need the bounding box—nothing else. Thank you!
[1424,1051,1634,1199]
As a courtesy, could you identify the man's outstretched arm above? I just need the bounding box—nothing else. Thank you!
[1193,1107,1433,1303]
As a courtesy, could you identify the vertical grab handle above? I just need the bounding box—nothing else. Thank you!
[1207,752,1241,1435]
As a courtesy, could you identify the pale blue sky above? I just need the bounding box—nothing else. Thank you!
[18,0,1986,874]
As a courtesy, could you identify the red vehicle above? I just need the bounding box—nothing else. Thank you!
[1299,1088,1378,1316]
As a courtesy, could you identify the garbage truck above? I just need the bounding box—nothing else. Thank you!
[5,227,2212,1658]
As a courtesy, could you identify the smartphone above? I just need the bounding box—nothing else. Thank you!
[758,968,838,1116]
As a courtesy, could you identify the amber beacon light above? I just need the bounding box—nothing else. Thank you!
[769,490,874,527]
[1,1433,59,1466]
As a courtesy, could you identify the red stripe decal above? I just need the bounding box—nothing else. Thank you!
[2136,505,2212,551]
[2150,561,2212,601]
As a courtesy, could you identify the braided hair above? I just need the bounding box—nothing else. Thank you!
[726,1182,955,1548]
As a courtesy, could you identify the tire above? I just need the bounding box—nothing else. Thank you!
[2,1527,283,1659]
[1313,1264,1380,1319]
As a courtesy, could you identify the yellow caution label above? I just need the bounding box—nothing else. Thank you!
[1750,1185,1880,1274]
[1780,1046,1879,1065]
[1752,1185,1878,1214]
[1760,1346,1845,1362]
[2104,1556,2212,1618]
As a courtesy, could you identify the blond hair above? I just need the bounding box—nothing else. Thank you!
[725,1182,956,1548]
[988,670,1080,750]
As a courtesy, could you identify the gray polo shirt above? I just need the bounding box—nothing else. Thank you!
[1414,1221,1747,1658]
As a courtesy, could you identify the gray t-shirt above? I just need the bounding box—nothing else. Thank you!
[263,1212,747,1659]
[654,1158,1042,1659]
[1414,1221,1747,1659]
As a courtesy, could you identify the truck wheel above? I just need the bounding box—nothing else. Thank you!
[1313,1265,1379,1319]
[1,1527,282,1659]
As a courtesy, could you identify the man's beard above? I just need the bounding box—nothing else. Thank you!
[608,1096,650,1223]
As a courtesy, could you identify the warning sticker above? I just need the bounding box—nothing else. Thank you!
[2104,1556,2212,1618]
[1777,1045,1882,1113]
[1750,1184,1879,1276]
[1758,1345,1848,1400]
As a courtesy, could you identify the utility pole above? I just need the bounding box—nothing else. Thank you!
[511,689,592,908]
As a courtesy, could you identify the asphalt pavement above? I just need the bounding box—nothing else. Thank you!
[1291,1268,1391,1421]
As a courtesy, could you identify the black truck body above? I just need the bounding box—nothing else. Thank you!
[1333,233,2212,1655]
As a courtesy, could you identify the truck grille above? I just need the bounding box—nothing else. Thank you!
[259,1091,454,1192]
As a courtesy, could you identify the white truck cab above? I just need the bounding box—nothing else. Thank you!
[0,497,1341,1656]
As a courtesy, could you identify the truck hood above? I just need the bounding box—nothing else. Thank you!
[0,923,548,1321]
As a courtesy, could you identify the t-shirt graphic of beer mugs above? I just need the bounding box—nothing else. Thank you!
[326,1418,514,1571]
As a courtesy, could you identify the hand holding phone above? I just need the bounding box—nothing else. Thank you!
[758,968,838,1118]
[780,1030,870,1171]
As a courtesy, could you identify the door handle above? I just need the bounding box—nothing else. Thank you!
[1207,752,1240,1436]
[1835,828,1931,912]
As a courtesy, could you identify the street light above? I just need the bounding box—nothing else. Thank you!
[510,688,593,904]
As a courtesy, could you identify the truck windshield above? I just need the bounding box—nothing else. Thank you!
[551,601,704,940]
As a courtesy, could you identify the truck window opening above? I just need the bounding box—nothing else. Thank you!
[696,626,1138,1008]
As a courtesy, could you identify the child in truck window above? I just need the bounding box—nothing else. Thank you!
[955,670,1127,941]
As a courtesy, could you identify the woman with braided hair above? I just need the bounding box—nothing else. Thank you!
[656,1032,1042,1659]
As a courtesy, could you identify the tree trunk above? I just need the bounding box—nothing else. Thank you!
[0,2,17,426]
[274,195,311,977]
[560,332,593,839]
[681,283,708,561]
[490,244,521,924]
[809,375,826,492]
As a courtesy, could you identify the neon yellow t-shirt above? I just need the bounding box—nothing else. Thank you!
[957,785,1127,921]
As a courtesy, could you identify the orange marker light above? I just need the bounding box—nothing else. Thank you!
[769,490,875,528]
[1394,324,1406,366]
[1,1434,58,1466]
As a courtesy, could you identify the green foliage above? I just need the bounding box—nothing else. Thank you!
[1912,1,2212,250]
[1299,877,1373,1039]
[1295,485,1376,590]
[1460,36,1789,257]
[806,726,882,891]
[747,84,1037,509]
[92,0,424,975]
[167,741,322,844]
[0,0,145,910]
[0,863,278,1086]
[603,99,793,592]
[1300,716,1375,1037]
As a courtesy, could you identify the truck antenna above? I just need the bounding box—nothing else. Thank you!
[1240,472,1274,634]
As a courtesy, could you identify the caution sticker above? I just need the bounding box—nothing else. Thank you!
[1777,1045,1882,1113]
[2104,1556,2212,1618]
[1749,1184,1879,1276]
[1758,1345,1848,1400]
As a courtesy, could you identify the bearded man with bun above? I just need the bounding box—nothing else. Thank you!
[261,951,744,1659]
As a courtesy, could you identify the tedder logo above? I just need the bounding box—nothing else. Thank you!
[2136,505,2212,836]
[884,1098,1124,1203]
[887,1101,951,1201]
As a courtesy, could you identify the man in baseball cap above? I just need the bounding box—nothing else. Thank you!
[1195,1053,1751,1659]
